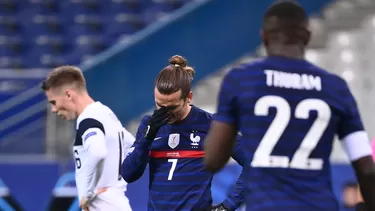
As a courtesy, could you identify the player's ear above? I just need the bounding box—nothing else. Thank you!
[261,30,268,46]
[305,29,311,46]
[65,89,72,100]
[186,91,193,104]
[260,29,265,40]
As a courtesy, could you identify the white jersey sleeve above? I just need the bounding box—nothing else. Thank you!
[82,126,108,197]
[83,127,108,159]
[341,131,372,161]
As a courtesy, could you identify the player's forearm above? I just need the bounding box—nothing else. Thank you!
[84,148,107,197]
[357,176,375,210]
[353,156,375,210]
[122,139,152,183]
[357,174,375,209]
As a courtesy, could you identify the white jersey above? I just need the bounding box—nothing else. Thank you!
[73,102,134,211]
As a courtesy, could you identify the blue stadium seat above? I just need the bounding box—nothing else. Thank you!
[102,0,142,14]
[0,45,20,57]
[0,57,23,68]
[26,0,60,14]
[60,0,104,16]
[75,35,110,53]
[21,14,64,37]
[0,16,20,35]
[21,52,43,68]
[143,0,180,12]
[68,14,103,37]
[40,54,67,67]
[23,52,67,68]
[0,0,19,14]
[104,13,142,37]
[33,35,67,54]
[0,35,25,56]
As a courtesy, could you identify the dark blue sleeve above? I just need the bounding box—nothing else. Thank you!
[222,134,247,210]
[212,69,240,129]
[221,169,247,211]
[121,116,152,183]
[337,80,365,139]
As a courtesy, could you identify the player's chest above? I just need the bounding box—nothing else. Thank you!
[151,128,208,150]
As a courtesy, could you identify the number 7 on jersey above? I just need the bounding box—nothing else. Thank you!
[167,159,178,180]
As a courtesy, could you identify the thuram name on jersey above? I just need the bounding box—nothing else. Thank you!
[264,69,322,91]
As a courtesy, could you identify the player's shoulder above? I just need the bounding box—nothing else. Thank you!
[230,58,265,71]
[193,106,213,120]
[309,63,350,90]
[76,102,111,132]
[223,57,271,80]
[77,102,105,122]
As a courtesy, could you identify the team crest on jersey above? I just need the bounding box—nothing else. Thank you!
[190,131,200,149]
[168,133,180,149]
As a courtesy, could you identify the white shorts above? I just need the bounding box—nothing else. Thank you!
[83,188,132,211]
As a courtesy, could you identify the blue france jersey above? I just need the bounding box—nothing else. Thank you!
[213,56,364,211]
[132,106,214,211]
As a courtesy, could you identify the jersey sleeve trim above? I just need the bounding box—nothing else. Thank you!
[82,127,107,158]
[341,131,372,161]
[81,128,105,144]
[74,118,105,146]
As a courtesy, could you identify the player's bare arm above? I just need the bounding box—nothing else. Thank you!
[352,156,375,210]
[204,121,237,173]
[213,134,247,211]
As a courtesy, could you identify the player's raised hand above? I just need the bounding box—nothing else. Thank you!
[144,106,170,141]
[209,204,229,211]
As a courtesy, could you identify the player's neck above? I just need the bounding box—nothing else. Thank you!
[266,44,305,60]
[180,105,192,121]
[75,94,95,116]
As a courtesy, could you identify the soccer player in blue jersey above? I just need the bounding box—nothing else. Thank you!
[204,1,375,211]
[121,55,247,211]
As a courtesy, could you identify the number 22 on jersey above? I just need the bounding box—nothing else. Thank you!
[251,95,331,170]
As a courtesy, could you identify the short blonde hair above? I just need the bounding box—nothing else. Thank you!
[42,65,86,91]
